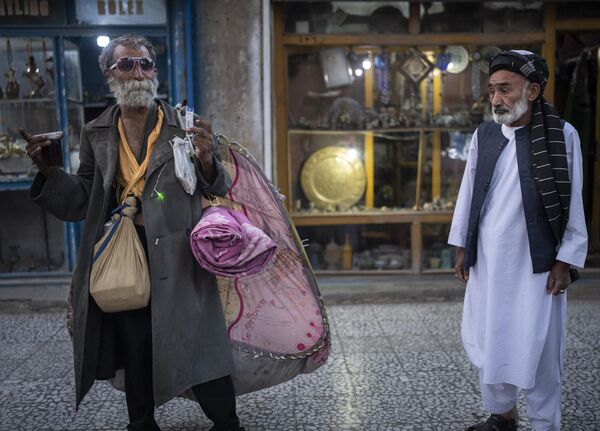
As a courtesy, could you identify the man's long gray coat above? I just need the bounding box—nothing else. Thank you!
[30,100,234,407]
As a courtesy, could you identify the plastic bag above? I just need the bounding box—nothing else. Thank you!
[171,136,197,195]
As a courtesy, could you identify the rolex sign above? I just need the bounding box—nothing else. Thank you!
[76,0,166,25]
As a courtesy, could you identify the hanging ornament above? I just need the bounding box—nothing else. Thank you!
[5,39,20,99]
[435,52,451,72]
[374,53,390,105]
[23,39,45,98]
[471,51,481,101]
[43,40,54,83]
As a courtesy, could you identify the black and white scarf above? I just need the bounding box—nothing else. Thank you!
[530,97,570,244]
[489,50,570,244]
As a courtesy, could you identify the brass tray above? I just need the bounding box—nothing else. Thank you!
[300,146,366,210]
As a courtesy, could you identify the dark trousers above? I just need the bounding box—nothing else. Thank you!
[114,306,240,431]
[112,225,240,431]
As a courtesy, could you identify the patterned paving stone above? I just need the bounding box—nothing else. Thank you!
[344,352,402,375]
[395,350,460,372]
[333,317,383,337]
[387,334,442,352]
[377,318,433,337]
[350,371,411,398]
[294,368,355,398]
[313,350,347,374]
[0,342,42,360]
[8,341,72,380]
[0,399,99,431]
[0,300,598,430]
[0,313,63,343]
[338,336,394,354]
[408,371,476,396]
[0,359,23,380]
[237,393,296,430]
[355,394,424,424]
[294,396,362,426]
[155,397,212,430]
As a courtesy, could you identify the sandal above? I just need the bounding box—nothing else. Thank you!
[466,407,519,431]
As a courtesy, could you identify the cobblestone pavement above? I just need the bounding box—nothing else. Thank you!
[1,300,599,430]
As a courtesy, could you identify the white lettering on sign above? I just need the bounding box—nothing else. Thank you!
[0,0,49,16]
[96,0,144,16]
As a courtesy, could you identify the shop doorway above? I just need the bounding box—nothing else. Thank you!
[554,32,600,267]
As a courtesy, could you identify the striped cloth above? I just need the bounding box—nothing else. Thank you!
[530,97,570,244]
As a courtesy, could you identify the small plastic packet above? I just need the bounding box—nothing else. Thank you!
[171,135,197,195]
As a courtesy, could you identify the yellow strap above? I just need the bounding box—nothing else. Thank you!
[115,106,164,203]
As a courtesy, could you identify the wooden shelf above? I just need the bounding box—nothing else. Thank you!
[292,210,454,226]
[282,32,546,47]
[0,98,54,105]
[315,269,413,275]
[289,127,476,134]
[0,179,33,191]
[421,269,454,274]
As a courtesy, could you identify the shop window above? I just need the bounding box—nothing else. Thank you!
[0,191,67,273]
[299,223,412,272]
[421,2,543,33]
[284,1,410,34]
[282,42,541,272]
[421,223,453,271]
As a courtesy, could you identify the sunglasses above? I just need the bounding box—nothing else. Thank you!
[109,56,155,74]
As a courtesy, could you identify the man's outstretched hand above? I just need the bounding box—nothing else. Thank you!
[19,128,62,176]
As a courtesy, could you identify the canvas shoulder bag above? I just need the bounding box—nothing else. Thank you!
[90,196,150,313]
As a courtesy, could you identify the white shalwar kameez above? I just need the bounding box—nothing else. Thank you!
[448,122,588,431]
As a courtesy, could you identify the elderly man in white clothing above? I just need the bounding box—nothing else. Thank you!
[448,50,588,431]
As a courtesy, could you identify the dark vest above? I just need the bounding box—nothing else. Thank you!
[463,121,557,274]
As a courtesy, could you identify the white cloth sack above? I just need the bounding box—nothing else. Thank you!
[90,197,150,313]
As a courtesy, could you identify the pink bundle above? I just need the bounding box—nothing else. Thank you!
[190,206,277,277]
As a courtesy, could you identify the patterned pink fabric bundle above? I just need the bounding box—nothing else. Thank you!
[190,206,277,277]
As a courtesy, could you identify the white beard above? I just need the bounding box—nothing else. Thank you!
[108,76,158,109]
[492,88,529,125]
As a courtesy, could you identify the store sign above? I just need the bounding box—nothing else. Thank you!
[0,0,66,25]
[76,0,166,25]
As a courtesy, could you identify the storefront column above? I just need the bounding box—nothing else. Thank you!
[194,0,265,164]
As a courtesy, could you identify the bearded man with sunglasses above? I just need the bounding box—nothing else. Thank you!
[448,51,588,431]
[21,34,244,431]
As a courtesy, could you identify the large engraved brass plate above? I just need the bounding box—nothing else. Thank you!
[300,146,366,210]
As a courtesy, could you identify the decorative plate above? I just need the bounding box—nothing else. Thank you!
[399,49,434,84]
[479,46,502,74]
[300,146,366,210]
[445,45,469,74]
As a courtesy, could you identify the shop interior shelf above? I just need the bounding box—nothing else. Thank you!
[292,210,454,226]
[0,179,34,191]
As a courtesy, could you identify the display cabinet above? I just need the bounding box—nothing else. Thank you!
[0,37,83,276]
[275,1,547,274]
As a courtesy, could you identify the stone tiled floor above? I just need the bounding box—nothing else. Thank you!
[0,300,599,430]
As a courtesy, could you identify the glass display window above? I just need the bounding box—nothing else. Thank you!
[0,190,67,273]
[299,223,412,272]
[286,44,541,217]
[0,37,57,182]
[277,1,600,273]
[421,223,453,271]
[421,2,543,33]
